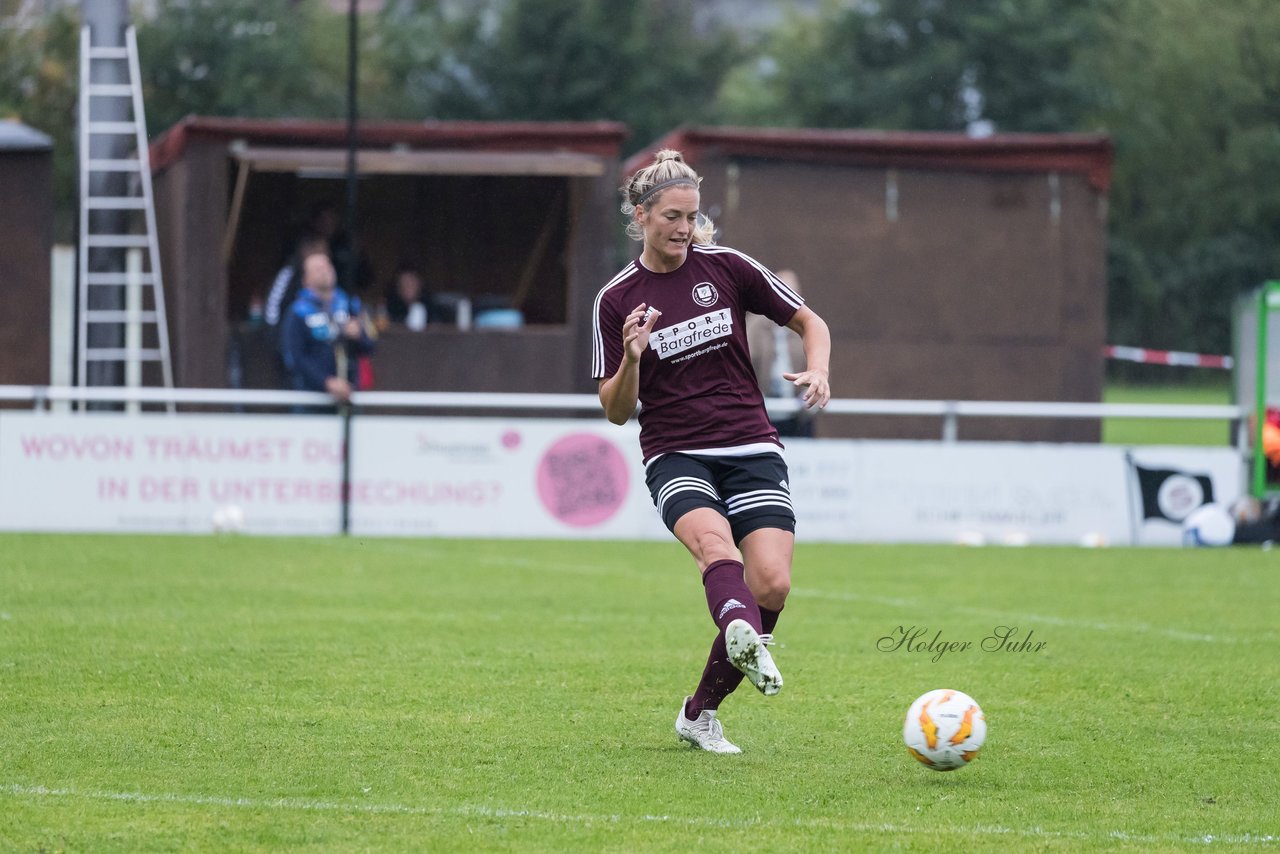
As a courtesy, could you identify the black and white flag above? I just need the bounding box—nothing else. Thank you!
[1132,464,1215,523]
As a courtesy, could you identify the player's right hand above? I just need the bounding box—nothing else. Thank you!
[623,302,660,364]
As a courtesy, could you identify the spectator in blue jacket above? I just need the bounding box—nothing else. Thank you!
[281,249,375,407]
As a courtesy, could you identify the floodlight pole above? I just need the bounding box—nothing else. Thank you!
[340,0,359,536]
[1253,283,1277,498]
[79,0,131,394]
[344,0,359,279]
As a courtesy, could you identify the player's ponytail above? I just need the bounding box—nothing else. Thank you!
[620,149,716,245]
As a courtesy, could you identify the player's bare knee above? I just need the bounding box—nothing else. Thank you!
[693,529,737,569]
[751,567,791,609]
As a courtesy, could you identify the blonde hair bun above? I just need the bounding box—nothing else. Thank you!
[619,148,716,245]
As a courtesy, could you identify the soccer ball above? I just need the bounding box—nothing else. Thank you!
[1181,503,1235,547]
[211,504,246,533]
[903,689,986,771]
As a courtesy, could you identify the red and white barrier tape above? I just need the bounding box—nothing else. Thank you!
[1104,345,1233,370]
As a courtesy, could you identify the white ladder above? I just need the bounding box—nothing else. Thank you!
[77,24,174,402]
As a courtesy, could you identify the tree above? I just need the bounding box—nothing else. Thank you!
[718,0,1096,133]
[363,0,484,120]
[961,0,1098,133]
[137,0,349,134]
[0,6,80,239]
[1086,0,1280,353]
[395,0,743,150]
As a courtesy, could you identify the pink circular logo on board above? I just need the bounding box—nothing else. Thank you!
[501,430,522,450]
[535,433,629,527]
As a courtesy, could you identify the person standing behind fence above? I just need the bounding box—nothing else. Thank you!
[265,202,374,328]
[281,248,375,408]
[747,269,816,438]
[264,235,328,331]
[592,149,832,753]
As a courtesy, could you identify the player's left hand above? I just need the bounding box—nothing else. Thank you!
[784,368,830,410]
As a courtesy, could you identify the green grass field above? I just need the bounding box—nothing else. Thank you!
[2,534,1277,851]
[1102,380,1236,446]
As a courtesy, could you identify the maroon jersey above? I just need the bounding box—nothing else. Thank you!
[592,244,803,462]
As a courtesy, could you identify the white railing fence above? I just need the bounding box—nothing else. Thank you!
[0,385,1247,447]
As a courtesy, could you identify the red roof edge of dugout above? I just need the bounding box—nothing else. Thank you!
[623,126,1114,192]
[149,115,631,174]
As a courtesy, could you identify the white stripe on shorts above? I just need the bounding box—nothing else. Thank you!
[657,477,720,516]
[725,491,794,516]
[725,488,791,507]
[727,499,794,516]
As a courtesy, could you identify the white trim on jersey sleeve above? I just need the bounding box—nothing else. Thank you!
[591,265,641,378]
[692,244,803,311]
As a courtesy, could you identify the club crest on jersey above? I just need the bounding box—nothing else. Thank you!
[692,281,720,307]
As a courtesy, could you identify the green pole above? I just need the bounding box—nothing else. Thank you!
[1254,282,1277,497]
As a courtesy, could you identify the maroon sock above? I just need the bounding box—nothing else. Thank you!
[701,559,762,634]
[687,633,738,719]
[761,604,782,635]
[686,568,773,722]
[685,581,783,720]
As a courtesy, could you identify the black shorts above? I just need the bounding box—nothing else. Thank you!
[645,452,796,544]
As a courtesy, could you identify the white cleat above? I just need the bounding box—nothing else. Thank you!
[675,697,741,754]
[724,618,782,696]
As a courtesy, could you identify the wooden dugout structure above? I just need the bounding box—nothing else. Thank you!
[148,116,627,395]
[0,121,54,387]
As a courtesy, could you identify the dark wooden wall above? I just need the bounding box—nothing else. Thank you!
[700,157,1106,441]
[234,325,582,395]
[0,150,52,385]
[153,137,231,389]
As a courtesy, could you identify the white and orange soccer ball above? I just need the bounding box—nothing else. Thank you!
[903,689,986,771]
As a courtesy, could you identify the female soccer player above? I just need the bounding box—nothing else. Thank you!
[592,150,832,753]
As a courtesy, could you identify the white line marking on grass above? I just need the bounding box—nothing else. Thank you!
[790,588,1251,644]
[3,784,1275,846]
